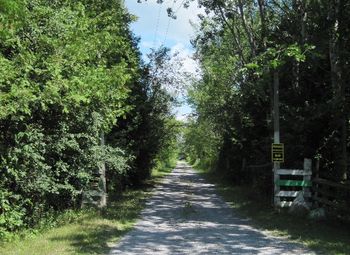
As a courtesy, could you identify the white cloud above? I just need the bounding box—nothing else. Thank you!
[176,114,188,122]
[173,103,192,122]
[125,0,203,122]
[170,42,200,78]
[126,0,204,47]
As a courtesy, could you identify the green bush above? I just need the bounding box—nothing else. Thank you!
[0,1,178,240]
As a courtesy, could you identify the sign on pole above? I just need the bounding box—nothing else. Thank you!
[273,70,281,207]
[272,143,284,162]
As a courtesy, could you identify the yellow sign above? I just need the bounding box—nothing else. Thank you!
[272,143,284,162]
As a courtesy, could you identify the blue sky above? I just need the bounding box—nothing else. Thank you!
[125,0,203,121]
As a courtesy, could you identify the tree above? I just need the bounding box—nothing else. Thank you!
[184,0,349,196]
[0,0,180,238]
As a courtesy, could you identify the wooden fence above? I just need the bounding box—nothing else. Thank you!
[313,177,350,213]
[274,159,312,208]
[245,158,350,213]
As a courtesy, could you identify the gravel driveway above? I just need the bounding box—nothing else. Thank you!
[109,162,315,255]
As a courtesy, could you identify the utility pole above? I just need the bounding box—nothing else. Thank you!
[273,70,280,207]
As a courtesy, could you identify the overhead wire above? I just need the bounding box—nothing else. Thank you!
[174,0,186,13]
[162,0,177,45]
[153,0,163,48]
[163,0,186,46]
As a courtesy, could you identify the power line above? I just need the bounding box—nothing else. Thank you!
[174,0,186,14]
[153,1,163,48]
[163,0,177,45]
[163,0,186,46]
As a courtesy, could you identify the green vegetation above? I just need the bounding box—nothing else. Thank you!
[152,158,178,180]
[196,166,350,255]
[0,0,180,241]
[0,188,150,255]
[182,0,350,214]
[2,0,350,252]
[0,154,176,255]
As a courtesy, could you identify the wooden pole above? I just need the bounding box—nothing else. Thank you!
[314,158,320,207]
[303,158,312,199]
[273,70,281,207]
[99,132,107,207]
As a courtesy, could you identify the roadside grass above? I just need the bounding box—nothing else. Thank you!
[0,189,149,255]
[0,163,176,255]
[196,167,350,255]
[151,159,177,180]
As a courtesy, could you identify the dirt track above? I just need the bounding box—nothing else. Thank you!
[109,162,315,255]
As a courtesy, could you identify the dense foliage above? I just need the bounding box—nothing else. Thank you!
[0,0,179,239]
[183,1,349,195]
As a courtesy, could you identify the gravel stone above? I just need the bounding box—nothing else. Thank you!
[109,162,316,255]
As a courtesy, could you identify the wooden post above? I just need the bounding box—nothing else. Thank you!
[241,157,247,176]
[99,132,107,207]
[273,70,281,207]
[314,158,320,207]
[315,158,320,178]
[303,158,312,204]
[81,132,107,208]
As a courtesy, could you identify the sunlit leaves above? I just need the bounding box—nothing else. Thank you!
[0,0,141,237]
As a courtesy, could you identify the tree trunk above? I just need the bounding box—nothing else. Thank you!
[237,0,256,56]
[257,0,266,49]
[329,0,347,181]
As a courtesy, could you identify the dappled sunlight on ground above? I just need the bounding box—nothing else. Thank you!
[109,162,315,255]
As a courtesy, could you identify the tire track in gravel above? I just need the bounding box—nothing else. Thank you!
[109,162,316,255]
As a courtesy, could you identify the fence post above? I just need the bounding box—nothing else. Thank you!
[274,165,280,207]
[99,132,107,208]
[314,158,320,207]
[303,158,312,200]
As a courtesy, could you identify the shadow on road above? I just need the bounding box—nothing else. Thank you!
[109,163,314,254]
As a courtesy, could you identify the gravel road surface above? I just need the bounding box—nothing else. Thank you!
[109,162,315,255]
